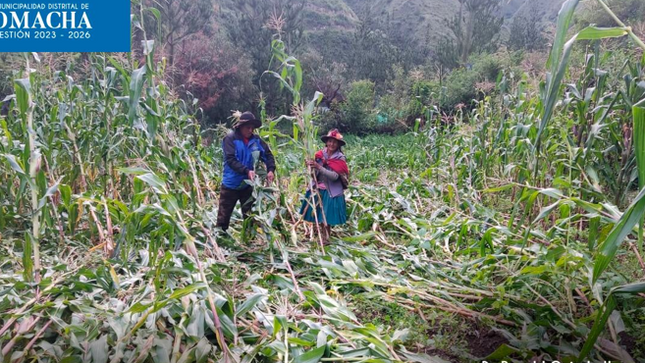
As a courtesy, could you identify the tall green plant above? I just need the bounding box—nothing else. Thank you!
[578,282,645,361]
[634,99,645,253]
[15,55,42,284]
[535,0,641,168]
[262,36,326,251]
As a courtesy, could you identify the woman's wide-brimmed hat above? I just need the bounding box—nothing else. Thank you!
[234,111,262,129]
[321,128,346,146]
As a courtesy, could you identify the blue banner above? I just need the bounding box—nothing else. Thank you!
[0,0,130,52]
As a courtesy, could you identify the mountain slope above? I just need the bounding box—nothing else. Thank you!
[306,0,565,47]
[216,0,567,60]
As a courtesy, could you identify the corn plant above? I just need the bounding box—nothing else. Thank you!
[535,0,643,171]
[262,34,326,251]
[635,98,645,253]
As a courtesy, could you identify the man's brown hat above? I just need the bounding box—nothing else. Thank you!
[235,111,262,129]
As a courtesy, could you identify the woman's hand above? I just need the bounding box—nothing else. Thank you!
[306,159,321,170]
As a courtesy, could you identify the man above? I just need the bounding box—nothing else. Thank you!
[216,111,276,231]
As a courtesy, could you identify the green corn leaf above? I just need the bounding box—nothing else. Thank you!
[2,154,26,175]
[304,92,324,118]
[483,184,514,193]
[537,0,580,152]
[60,357,82,363]
[578,282,645,360]
[611,281,645,294]
[294,345,326,363]
[23,233,33,282]
[536,0,629,155]
[195,337,211,363]
[90,335,109,363]
[59,184,72,206]
[168,282,206,300]
[127,302,151,314]
[136,173,168,195]
[108,56,130,83]
[538,188,564,199]
[147,7,161,24]
[533,200,562,224]
[37,181,60,210]
[130,283,206,315]
[545,0,579,71]
[635,98,645,254]
[235,293,265,318]
[589,216,601,250]
[151,336,172,363]
[13,78,31,118]
[635,99,645,185]
[273,315,287,338]
[593,185,645,283]
[264,70,296,100]
[288,337,316,347]
[578,295,616,362]
[576,26,629,40]
[483,344,520,361]
[128,66,146,125]
[117,167,151,175]
[342,232,376,243]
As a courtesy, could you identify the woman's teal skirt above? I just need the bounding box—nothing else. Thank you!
[299,189,347,226]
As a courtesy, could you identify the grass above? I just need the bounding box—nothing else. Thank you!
[349,294,473,356]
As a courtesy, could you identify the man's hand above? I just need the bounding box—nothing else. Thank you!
[247,170,256,180]
[267,171,275,184]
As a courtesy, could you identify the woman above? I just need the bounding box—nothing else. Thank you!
[300,129,349,244]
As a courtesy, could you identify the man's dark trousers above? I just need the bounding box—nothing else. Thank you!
[216,186,254,231]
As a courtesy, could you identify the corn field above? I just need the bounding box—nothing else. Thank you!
[1,0,645,362]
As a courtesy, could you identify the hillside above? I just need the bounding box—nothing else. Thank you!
[305,0,566,47]
[302,0,359,31]
[501,0,566,20]
[216,0,566,58]
[343,0,460,46]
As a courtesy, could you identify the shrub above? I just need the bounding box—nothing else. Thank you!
[441,68,479,110]
[439,53,503,111]
[409,79,440,119]
[318,80,376,134]
[377,66,414,130]
[316,105,344,132]
[172,33,256,126]
[470,53,503,82]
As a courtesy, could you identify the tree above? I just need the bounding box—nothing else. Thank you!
[507,3,547,51]
[217,0,307,116]
[346,6,430,88]
[144,0,214,66]
[138,1,256,125]
[350,14,399,86]
[576,0,645,28]
[220,0,306,83]
[437,0,504,67]
[173,33,256,124]
[309,61,347,108]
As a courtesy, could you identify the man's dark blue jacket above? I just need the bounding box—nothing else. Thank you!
[222,130,276,190]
